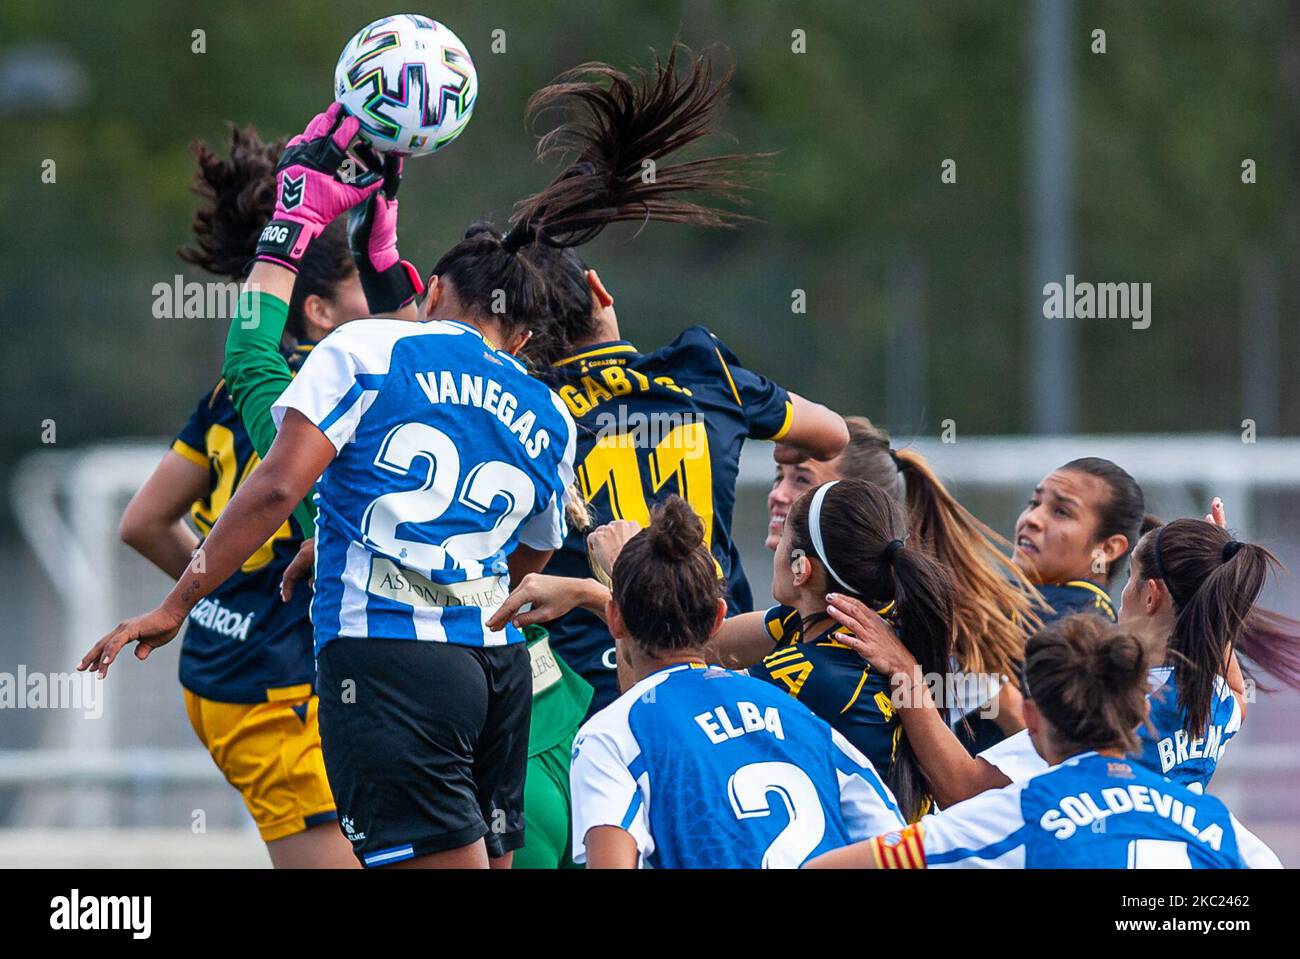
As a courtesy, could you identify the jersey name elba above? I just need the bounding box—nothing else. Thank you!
[272,319,576,652]
[569,664,904,869]
[874,753,1244,869]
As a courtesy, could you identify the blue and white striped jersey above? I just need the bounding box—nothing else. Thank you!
[868,751,1277,869]
[569,663,904,868]
[980,667,1241,792]
[272,318,576,653]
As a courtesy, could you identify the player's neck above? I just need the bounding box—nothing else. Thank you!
[570,313,622,350]
[629,646,708,683]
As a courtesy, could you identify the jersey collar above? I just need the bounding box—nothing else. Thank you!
[553,340,639,368]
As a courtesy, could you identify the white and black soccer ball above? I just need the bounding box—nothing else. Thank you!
[333,14,477,156]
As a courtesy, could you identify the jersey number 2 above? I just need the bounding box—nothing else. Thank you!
[728,761,826,869]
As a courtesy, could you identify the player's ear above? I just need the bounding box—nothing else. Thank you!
[420,276,443,319]
[506,327,533,356]
[1142,576,1164,616]
[302,293,334,332]
[606,599,628,641]
[1022,697,1042,737]
[1097,534,1129,575]
[790,549,811,587]
[586,269,614,309]
[706,597,728,640]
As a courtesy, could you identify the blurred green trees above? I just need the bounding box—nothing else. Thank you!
[1,0,1296,512]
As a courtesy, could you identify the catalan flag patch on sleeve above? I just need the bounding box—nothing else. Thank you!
[870,822,926,869]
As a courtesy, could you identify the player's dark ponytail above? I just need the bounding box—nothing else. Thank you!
[611,496,722,654]
[1023,615,1150,756]
[179,124,355,341]
[1134,518,1300,737]
[786,479,955,821]
[430,44,762,364]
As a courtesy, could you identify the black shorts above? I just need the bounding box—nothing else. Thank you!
[316,637,531,867]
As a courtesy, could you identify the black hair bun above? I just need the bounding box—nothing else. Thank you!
[646,496,705,562]
[1095,632,1146,687]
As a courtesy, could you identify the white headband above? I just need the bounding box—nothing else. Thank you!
[808,481,855,594]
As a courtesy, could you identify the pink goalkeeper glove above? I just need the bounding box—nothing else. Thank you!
[254,102,384,271]
[347,153,424,312]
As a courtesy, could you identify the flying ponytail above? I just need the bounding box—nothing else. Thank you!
[178,124,355,341]
[824,417,1044,683]
[1135,518,1300,737]
[430,43,765,364]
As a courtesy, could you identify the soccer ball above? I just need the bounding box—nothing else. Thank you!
[333,14,477,156]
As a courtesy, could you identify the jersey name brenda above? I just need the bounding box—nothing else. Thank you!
[694,701,785,744]
[1155,724,1230,775]
[1039,782,1228,850]
[414,370,550,458]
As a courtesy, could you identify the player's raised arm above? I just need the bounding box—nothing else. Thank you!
[774,392,849,463]
[117,449,208,580]
[221,104,384,536]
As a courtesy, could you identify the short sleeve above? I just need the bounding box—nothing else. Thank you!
[171,390,214,468]
[518,490,567,551]
[763,604,799,644]
[1231,815,1282,869]
[709,333,792,440]
[271,334,375,451]
[569,728,652,866]
[978,729,1050,783]
[868,784,1030,869]
[518,395,578,551]
[830,728,905,840]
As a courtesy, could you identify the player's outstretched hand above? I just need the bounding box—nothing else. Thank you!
[254,102,385,268]
[487,573,605,631]
[825,592,918,677]
[1204,496,1226,528]
[281,537,316,602]
[78,606,186,679]
[587,520,642,586]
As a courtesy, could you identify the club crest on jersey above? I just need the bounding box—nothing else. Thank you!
[280,173,305,210]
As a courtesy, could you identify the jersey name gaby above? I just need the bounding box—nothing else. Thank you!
[1039,784,1226,850]
[414,370,551,459]
[694,701,785,744]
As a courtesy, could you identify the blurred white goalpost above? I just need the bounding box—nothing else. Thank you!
[6,435,1299,866]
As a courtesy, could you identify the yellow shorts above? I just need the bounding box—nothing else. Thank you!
[183,689,337,842]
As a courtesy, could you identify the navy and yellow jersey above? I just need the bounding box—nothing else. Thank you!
[1038,579,1116,623]
[170,343,315,704]
[746,603,900,777]
[540,326,793,713]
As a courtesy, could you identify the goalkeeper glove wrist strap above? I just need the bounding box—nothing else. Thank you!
[360,259,425,314]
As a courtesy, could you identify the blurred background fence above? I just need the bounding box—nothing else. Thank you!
[1,436,1297,866]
